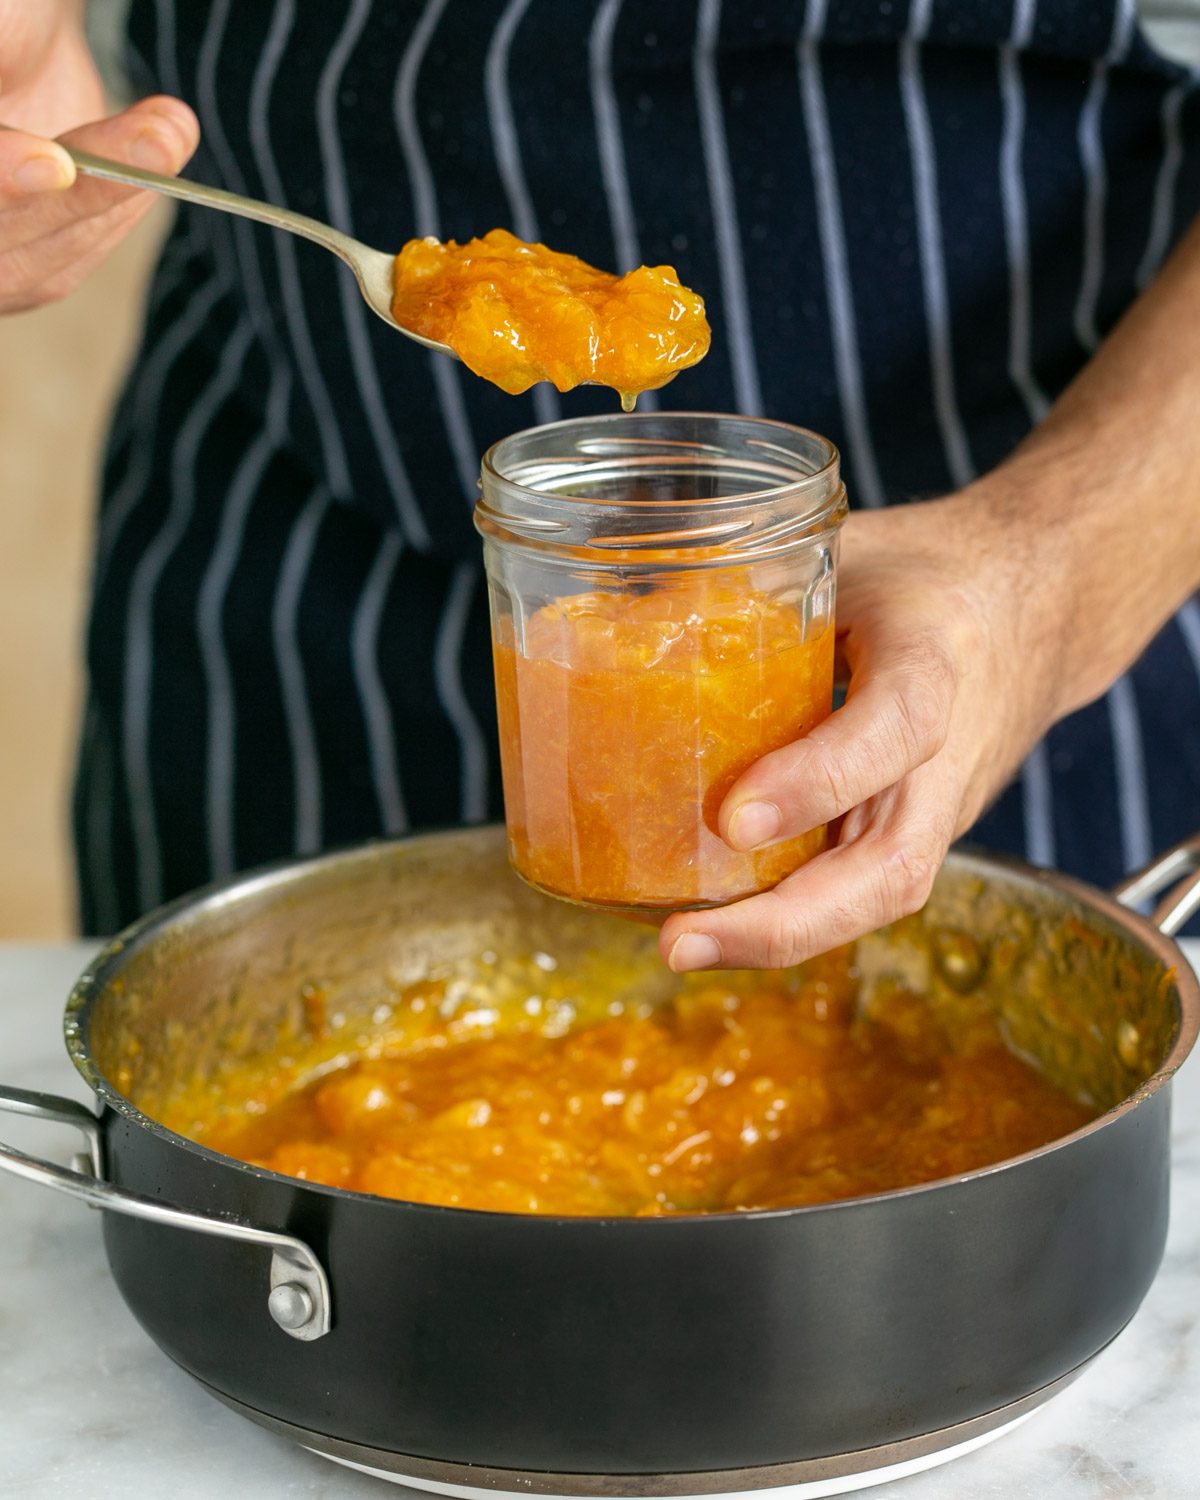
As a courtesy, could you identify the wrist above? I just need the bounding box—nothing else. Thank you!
[965,440,1194,722]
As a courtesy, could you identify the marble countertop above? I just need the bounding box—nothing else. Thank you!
[1,940,1197,1500]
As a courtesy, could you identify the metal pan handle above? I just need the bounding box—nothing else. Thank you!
[1114,832,1200,936]
[0,1084,330,1341]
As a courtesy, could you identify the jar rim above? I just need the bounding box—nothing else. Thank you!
[476,412,847,566]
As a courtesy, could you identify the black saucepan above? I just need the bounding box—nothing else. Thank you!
[1,826,1197,1495]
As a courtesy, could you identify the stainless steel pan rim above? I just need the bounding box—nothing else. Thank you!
[58,829,1200,1227]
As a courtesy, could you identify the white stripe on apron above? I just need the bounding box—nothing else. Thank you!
[94,266,231,590]
[797,2,886,506]
[588,0,660,412]
[999,0,1052,425]
[435,564,490,825]
[486,0,561,427]
[317,0,431,546]
[249,0,352,497]
[900,0,975,490]
[395,0,490,820]
[123,316,256,910]
[1107,673,1154,874]
[696,0,764,417]
[197,367,294,878]
[272,485,331,856]
[196,0,291,369]
[1137,76,1196,289]
[1074,0,1138,352]
[351,531,410,836]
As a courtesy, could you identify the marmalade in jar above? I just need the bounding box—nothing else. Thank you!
[391,229,710,407]
[196,956,1094,1217]
[492,578,834,912]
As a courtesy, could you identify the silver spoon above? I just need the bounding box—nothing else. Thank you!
[62,144,454,358]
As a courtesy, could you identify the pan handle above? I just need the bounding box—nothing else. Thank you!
[0,1084,331,1341]
[1113,832,1200,936]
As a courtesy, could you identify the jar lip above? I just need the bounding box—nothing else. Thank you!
[477,413,846,566]
[480,411,842,516]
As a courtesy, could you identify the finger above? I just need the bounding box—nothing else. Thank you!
[57,94,200,197]
[661,770,958,972]
[0,127,75,203]
[0,96,197,221]
[1,129,182,283]
[719,633,958,853]
[0,189,160,312]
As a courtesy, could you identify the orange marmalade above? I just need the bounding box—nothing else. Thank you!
[493,580,834,912]
[199,960,1093,1217]
[391,229,710,406]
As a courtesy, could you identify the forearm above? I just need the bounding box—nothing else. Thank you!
[969,211,1200,718]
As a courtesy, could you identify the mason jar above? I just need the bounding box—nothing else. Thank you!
[474,412,847,917]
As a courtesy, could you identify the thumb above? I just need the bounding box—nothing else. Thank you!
[0,121,74,199]
[0,96,199,210]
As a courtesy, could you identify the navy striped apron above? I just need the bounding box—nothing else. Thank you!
[74,0,1200,934]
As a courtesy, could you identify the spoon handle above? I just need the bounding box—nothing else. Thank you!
[65,145,372,269]
[58,142,450,355]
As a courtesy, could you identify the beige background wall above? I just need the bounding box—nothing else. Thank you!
[0,209,164,938]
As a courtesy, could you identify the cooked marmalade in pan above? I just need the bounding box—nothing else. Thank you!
[391,229,710,407]
[199,954,1093,1216]
[492,583,834,910]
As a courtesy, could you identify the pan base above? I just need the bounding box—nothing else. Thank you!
[316,1410,1036,1499]
[202,1354,1095,1499]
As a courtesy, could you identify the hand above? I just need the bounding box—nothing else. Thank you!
[659,491,1063,971]
[0,2,198,313]
[658,208,1200,973]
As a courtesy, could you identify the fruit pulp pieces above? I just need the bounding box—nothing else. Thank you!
[492,586,835,910]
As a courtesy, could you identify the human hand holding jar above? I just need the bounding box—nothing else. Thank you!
[475,413,845,919]
[659,491,1031,971]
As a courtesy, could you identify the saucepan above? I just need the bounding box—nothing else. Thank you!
[1,825,1197,1497]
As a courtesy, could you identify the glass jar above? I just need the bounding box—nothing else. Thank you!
[474,412,847,916]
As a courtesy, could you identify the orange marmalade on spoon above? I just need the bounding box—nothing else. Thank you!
[391,228,711,408]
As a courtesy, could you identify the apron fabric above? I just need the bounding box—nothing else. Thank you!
[74,0,1200,934]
